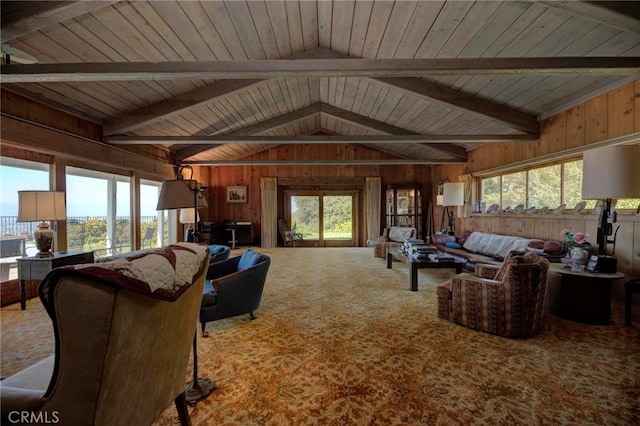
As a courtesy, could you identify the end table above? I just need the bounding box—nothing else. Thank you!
[17,251,95,310]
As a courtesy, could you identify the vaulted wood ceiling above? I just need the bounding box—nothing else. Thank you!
[1,0,639,166]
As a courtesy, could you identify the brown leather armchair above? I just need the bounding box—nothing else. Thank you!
[437,252,550,338]
[0,243,210,425]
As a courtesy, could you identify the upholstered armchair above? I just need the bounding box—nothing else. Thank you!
[437,253,550,338]
[373,226,417,258]
[0,243,210,425]
[200,249,270,337]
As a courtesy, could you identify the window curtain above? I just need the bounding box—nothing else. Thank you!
[461,174,473,218]
[365,177,382,241]
[260,177,277,248]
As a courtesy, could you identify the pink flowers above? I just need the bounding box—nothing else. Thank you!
[561,229,590,248]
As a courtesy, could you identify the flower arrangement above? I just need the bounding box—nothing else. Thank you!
[561,229,590,249]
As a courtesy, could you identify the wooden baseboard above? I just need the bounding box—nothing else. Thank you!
[1,280,39,307]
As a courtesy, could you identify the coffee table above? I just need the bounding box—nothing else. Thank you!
[386,246,464,291]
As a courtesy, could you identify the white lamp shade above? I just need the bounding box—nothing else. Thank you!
[582,144,640,199]
[179,208,199,224]
[17,191,67,221]
[442,182,464,206]
[436,195,444,206]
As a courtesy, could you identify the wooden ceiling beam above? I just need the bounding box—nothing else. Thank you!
[1,1,120,43]
[174,103,322,161]
[319,104,468,160]
[105,134,537,145]
[2,57,639,82]
[373,77,539,134]
[183,159,465,166]
[103,79,264,135]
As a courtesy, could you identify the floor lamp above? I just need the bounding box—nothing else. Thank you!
[582,144,640,272]
[156,165,214,404]
[442,182,464,236]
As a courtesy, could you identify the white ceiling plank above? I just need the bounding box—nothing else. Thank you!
[1,1,119,43]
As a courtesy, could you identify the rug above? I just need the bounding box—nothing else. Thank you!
[2,247,639,425]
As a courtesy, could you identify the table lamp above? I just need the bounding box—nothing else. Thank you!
[179,208,200,242]
[156,165,213,404]
[442,182,464,235]
[582,144,640,271]
[17,191,66,257]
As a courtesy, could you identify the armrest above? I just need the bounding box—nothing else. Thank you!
[451,273,503,290]
[475,263,500,279]
[207,256,241,280]
[375,236,388,243]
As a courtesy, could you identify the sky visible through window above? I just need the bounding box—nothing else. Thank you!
[0,165,159,217]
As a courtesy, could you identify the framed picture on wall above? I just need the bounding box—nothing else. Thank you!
[226,186,247,203]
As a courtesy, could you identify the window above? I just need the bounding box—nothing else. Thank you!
[66,167,131,256]
[502,171,526,209]
[480,158,639,212]
[141,180,175,247]
[0,158,50,261]
[529,164,561,209]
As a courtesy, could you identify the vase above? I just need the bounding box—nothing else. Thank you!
[569,247,589,271]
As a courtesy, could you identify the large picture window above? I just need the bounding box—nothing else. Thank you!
[480,158,639,212]
[66,167,131,256]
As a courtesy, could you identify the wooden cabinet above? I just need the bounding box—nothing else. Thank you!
[385,187,422,238]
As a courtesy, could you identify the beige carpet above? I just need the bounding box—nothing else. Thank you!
[2,247,639,425]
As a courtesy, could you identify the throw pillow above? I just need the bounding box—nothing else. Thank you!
[459,230,473,244]
[238,249,264,270]
[444,241,462,249]
[543,240,564,255]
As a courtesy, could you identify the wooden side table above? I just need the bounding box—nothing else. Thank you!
[17,251,95,310]
[547,263,624,324]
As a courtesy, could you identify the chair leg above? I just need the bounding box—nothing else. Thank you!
[201,321,209,338]
[250,311,256,320]
[174,392,191,426]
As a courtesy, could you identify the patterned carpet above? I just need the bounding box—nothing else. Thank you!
[2,247,639,425]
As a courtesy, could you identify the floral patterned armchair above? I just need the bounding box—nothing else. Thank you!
[437,253,550,338]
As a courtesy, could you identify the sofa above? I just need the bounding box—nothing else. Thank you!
[437,252,550,337]
[432,231,564,271]
[373,226,417,258]
[0,243,210,425]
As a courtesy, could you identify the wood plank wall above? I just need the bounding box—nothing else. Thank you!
[432,81,640,299]
[198,143,430,246]
[2,83,639,297]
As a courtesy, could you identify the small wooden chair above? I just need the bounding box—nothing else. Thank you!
[278,219,303,247]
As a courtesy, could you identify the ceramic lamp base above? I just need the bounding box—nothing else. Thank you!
[34,223,54,257]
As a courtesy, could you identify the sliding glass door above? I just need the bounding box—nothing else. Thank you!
[286,191,357,247]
